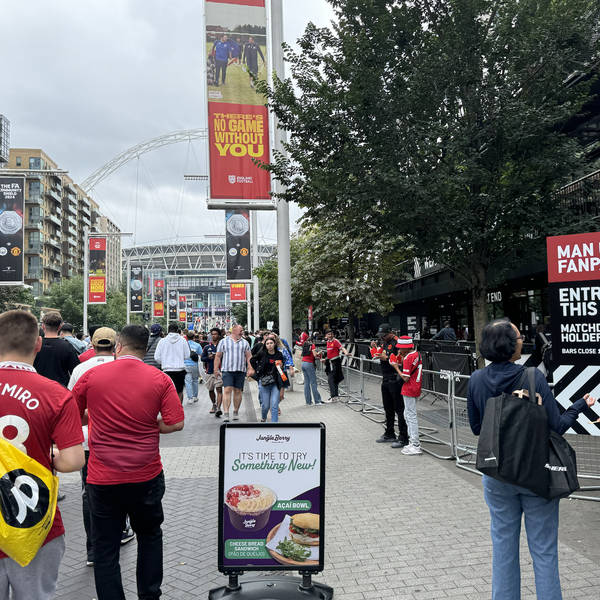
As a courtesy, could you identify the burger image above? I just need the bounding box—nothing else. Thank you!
[289,513,320,546]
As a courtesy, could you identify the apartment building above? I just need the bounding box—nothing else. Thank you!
[5,149,121,297]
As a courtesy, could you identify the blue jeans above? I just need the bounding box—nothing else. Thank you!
[482,475,562,600]
[301,362,322,404]
[259,383,280,422]
[403,396,419,447]
[184,364,199,399]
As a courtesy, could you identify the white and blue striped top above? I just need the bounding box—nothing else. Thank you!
[216,336,251,372]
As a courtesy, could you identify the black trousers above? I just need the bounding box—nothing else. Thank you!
[327,370,339,398]
[87,472,165,600]
[381,378,408,441]
[215,59,228,83]
[81,451,92,557]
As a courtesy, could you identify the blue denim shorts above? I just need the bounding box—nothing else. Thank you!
[222,370,246,390]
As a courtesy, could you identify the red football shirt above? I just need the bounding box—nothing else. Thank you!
[401,351,423,397]
[0,362,84,558]
[326,339,342,359]
[72,355,184,485]
[78,347,96,363]
[370,346,382,358]
[301,344,317,363]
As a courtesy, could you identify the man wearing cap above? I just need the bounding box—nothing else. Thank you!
[374,326,409,446]
[392,336,423,455]
[144,324,163,368]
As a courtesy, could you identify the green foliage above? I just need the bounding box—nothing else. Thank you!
[41,276,129,333]
[260,0,600,342]
[0,286,35,314]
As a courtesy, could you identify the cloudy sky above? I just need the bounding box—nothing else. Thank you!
[2,0,335,247]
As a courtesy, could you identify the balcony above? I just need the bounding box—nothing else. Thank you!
[80,203,91,217]
[44,213,62,228]
[46,188,61,203]
[26,193,43,205]
[44,237,61,251]
[66,201,77,215]
[25,268,43,280]
[25,218,43,230]
[63,182,76,196]
[44,261,62,274]
[26,242,42,254]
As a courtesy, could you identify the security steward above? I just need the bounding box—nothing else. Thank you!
[375,325,409,446]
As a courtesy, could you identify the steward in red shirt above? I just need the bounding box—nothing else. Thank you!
[322,330,349,402]
[0,310,84,598]
[72,325,184,600]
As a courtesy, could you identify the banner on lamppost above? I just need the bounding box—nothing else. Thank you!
[168,289,178,320]
[226,209,251,281]
[205,0,271,201]
[230,283,247,302]
[179,310,187,323]
[546,232,600,435]
[130,266,143,313]
[179,295,186,309]
[88,237,107,304]
[153,279,165,317]
[0,177,24,285]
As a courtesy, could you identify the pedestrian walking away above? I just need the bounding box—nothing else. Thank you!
[184,330,201,403]
[143,323,163,368]
[251,337,284,423]
[154,323,190,404]
[373,325,409,445]
[60,322,88,354]
[202,328,224,416]
[214,325,255,422]
[300,338,322,405]
[0,310,85,600]
[72,325,185,600]
[467,318,597,600]
[392,336,422,454]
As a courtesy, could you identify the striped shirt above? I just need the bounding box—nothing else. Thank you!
[217,336,250,372]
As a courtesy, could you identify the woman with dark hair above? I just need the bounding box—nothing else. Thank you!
[467,318,596,600]
[251,337,284,423]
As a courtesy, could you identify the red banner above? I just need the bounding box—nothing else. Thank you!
[88,237,107,304]
[153,279,165,317]
[230,283,247,302]
[206,0,271,201]
[547,232,600,283]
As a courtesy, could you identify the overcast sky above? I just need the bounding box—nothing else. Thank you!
[2,0,335,247]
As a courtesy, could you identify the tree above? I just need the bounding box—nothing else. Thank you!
[0,286,35,314]
[261,0,600,353]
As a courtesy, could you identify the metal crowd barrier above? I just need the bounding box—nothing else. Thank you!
[313,356,600,502]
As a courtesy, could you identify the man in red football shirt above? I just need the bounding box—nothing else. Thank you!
[0,310,85,599]
[72,325,184,600]
[393,335,423,455]
[322,330,349,401]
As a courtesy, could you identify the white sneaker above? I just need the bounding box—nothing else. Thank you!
[401,444,423,455]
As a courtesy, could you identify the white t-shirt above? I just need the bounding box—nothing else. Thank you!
[68,354,115,450]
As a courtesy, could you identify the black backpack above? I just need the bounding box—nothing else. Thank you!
[301,341,313,358]
[476,368,550,497]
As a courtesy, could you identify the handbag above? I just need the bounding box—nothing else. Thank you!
[190,351,199,362]
[545,430,580,499]
[259,374,276,387]
[476,367,550,497]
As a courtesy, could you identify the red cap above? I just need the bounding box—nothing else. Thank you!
[396,335,414,350]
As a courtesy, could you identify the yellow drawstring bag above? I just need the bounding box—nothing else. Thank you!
[0,438,58,566]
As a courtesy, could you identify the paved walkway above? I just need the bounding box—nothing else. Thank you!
[55,377,599,599]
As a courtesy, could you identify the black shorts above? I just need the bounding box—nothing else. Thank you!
[165,370,186,393]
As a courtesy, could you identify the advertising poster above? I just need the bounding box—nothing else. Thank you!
[205,0,271,200]
[153,279,165,317]
[179,295,186,309]
[130,266,143,313]
[226,209,251,281]
[547,232,600,434]
[179,310,187,323]
[0,177,24,285]
[88,237,107,304]
[168,289,178,320]
[219,423,325,572]
[230,283,247,302]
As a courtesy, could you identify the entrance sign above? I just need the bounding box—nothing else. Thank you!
[218,423,325,572]
[130,267,143,312]
[152,279,165,317]
[88,237,107,304]
[547,232,600,434]
[225,209,251,281]
[205,0,271,201]
[0,177,24,285]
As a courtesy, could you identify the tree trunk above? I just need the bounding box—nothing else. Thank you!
[471,261,488,369]
[347,309,356,343]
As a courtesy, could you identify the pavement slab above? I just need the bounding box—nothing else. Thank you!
[54,377,599,599]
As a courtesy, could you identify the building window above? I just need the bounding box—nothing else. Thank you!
[29,157,41,170]
[16,156,21,167]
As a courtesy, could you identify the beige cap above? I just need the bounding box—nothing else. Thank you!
[92,327,117,348]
